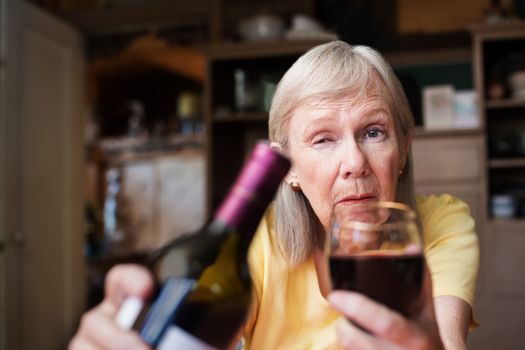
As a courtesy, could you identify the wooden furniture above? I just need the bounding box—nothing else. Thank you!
[471,22,525,226]
[412,129,486,230]
[60,0,315,44]
[84,35,208,259]
[0,2,86,349]
[202,40,328,213]
[89,146,206,255]
[467,22,525,349]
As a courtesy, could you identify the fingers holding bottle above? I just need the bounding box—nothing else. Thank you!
[69,264,154,350]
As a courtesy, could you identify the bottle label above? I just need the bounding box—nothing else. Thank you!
[157,325,218,350]
[116,297,144,330]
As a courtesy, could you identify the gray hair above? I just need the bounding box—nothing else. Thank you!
[269,40,416,267]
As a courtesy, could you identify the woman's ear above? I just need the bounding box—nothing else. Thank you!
[401,131,413,168]
[270,141,283,152]
[285,168,299,185]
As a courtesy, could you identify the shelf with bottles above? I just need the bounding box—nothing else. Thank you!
[210,57,292,122]
[486,108,525,160]
[87,33,208,147]
[85,61,208,258]
[208,40,329,122]
[481,35,525,103]
[88,65,205,154]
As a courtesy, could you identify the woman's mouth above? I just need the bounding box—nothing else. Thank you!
[336,194,377,206]
[336,193,377,205]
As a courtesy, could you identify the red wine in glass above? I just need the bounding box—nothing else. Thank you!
[326,201,424,318]
[329,252,423,317]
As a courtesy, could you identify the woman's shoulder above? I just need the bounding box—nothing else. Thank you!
[416,194,471,219]
[415,194,476,244]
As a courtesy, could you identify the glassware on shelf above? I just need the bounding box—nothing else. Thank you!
[234,69,259,113]
[491,194,517,219]
[177,91,203,135]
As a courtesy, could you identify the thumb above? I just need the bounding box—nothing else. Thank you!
[103,264,155,316]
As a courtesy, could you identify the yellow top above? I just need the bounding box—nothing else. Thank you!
[242,194,480,350]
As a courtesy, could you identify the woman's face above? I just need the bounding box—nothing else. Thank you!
[286,97,410,228]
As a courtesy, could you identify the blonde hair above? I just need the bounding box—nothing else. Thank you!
[269,40,416,267]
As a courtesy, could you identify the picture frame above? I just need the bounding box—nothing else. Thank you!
[422,85,455,130]
[454,90,480,129]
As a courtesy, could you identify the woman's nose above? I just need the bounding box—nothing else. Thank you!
[339,140,369,179]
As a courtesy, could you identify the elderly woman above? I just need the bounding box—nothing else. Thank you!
[70,41,479,350]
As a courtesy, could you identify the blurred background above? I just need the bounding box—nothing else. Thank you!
[1,0,525,348]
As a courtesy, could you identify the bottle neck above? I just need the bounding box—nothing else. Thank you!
[215,144,286,239]
[215,187,268,240]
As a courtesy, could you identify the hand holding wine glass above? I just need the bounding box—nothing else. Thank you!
[326,201,444,349]
[326,201,424,317]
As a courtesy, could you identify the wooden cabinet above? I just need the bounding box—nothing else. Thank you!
[84,35,209,258]
[93,149,206,255]
[472,23,525,222]
[467,23,525,350]
[203,40,328,213]
[412,131,486,231]
[412,132,484,184]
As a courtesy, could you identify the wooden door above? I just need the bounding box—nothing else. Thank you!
[0,1,85,349]
[0,0,16,348]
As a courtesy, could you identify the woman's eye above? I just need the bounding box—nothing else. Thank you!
[312,136,333,144]
[365,128,384,139]
[313,138,329,144]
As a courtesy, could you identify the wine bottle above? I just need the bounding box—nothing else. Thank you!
[117,141,290,349]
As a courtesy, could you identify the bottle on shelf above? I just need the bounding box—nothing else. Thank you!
[234,68,260,113]
[177,91,203,135]
[117,141,291,349]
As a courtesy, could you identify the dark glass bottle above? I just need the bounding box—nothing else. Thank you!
[118,141,290,349]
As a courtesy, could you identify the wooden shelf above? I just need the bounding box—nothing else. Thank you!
[486,98,525,109]
[488,218,525,230]
[489,158,525,168]
[62,0,218,35]
[469,21,525,39]
[213,112,268,123]
[385,47,471,67]
[413,127,482,138]
[204,40,323,214]
[202,39,331,60]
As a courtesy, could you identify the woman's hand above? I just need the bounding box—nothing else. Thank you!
[328,267,444,350]
[69,264,154,350]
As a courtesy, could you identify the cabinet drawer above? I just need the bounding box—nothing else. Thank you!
[486,222,525,296]
[412,136,483,183]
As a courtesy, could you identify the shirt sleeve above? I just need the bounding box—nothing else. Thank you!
[418,194,480,308]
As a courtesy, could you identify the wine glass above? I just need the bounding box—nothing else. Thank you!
[325,201,424,317]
